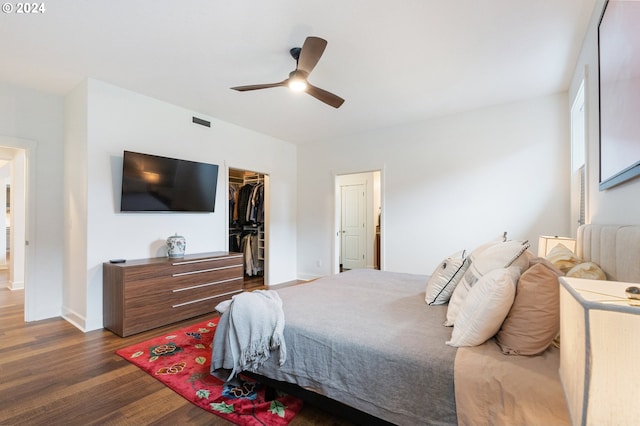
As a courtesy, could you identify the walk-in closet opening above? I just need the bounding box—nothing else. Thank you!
[228,168,267,290]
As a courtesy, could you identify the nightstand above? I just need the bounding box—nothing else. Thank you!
[558,277,640,426]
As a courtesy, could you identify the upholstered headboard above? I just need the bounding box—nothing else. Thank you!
[577,224,640,283]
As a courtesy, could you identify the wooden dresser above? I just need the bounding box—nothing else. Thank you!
[103,251,244,337]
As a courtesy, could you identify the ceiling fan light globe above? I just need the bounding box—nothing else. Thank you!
[288,79,307,92]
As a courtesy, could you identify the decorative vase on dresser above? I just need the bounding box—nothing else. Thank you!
[166,233,186,258]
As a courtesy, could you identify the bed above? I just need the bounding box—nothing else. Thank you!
[213,224,640,425]
[252,269,457,425]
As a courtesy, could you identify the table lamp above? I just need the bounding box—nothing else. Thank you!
[538,235,577,257]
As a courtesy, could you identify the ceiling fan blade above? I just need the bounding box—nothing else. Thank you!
[306,83,345,108]
[297,36,327,75]
[231,80,287,91]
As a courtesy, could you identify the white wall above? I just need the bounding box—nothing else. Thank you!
[0,82,64,320]
[64,79,298,331]
[63,80,89,329]
[569,0,640,225]
[297,93,570,278]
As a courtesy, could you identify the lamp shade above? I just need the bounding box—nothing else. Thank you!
[538,235,577,257]
[559,277,640,425]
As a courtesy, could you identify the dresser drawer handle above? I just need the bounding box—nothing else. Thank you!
[172,264,242,277]
[172,277,243,292]
[172,289,243,308]
[172,255,243,266]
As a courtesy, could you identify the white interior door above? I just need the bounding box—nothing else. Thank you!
[341,184,366,270]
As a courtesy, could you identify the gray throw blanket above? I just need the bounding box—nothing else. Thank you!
[210,290,286,382]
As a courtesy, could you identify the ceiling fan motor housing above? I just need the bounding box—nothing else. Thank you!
[290,47,302,61]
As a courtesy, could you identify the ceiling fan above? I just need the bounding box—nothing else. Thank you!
[231,36,345,109]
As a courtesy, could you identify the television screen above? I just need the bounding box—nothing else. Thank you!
[598,0,640,190]
[120,151,219,212]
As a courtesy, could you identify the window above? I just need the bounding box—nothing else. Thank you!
[570,80,586,228]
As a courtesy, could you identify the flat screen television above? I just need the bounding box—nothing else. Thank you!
[120,151,219,212]
[598,0,640,190]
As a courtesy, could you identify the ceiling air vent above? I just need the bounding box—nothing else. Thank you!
[192,116,211,127]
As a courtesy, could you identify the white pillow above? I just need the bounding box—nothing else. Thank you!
[443,242,497,326]
[425,250,469,305]
[446,267,520,347]
[444,240,529,326]
[468,239,530,274]
[444,277,472,327]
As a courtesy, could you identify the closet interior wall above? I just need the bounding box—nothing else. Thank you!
[229,168,265,289]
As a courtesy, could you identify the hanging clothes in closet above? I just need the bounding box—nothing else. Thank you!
[241,230,262,276]
[236,182,264,226]
[228,182,242,252]
[248,182,264,224]
[231,180,264,276]
[229,183,240,224]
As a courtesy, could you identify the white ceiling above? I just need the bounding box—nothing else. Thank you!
[0,0,596,145]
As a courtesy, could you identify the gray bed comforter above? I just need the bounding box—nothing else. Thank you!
[253,268,457,425]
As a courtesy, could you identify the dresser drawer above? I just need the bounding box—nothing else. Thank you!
[125,277,243,310]
[122,292,239,336]
[123,283,242,335]
[125,265,244,298]
[169,254,244,275]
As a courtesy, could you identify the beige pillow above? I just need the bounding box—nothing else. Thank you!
[446,267,519,347]
[495,262,561,355]
[566,262,607,280]
[444,240,530,326]
[528,255,564,275]
[545,244,581,273]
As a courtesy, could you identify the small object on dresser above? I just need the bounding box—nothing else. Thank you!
[109,259,126,264]
[625,286,640,300]
[167,233,186,258]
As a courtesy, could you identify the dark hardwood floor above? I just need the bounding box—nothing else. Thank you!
[0,272,352,426]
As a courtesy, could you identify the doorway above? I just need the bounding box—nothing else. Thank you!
[0,141,29,320]
[340,183,366,270]
[0,168,9,288]
[335,170,382,273]
[228,167,268,289]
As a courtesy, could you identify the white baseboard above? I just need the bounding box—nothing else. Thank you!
[61,306,87,332]
[295,273,323,281]
[7,280,24,290]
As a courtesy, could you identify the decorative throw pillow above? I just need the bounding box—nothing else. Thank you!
[444,240,530,326]
[425,250,469,305]
[566,262,607,280]
[446,267,520,347]
[545,244,582,273]
[495,262,561,355]
[528,255,564,276]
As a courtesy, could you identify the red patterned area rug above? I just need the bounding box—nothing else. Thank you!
[116,317,303,425]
